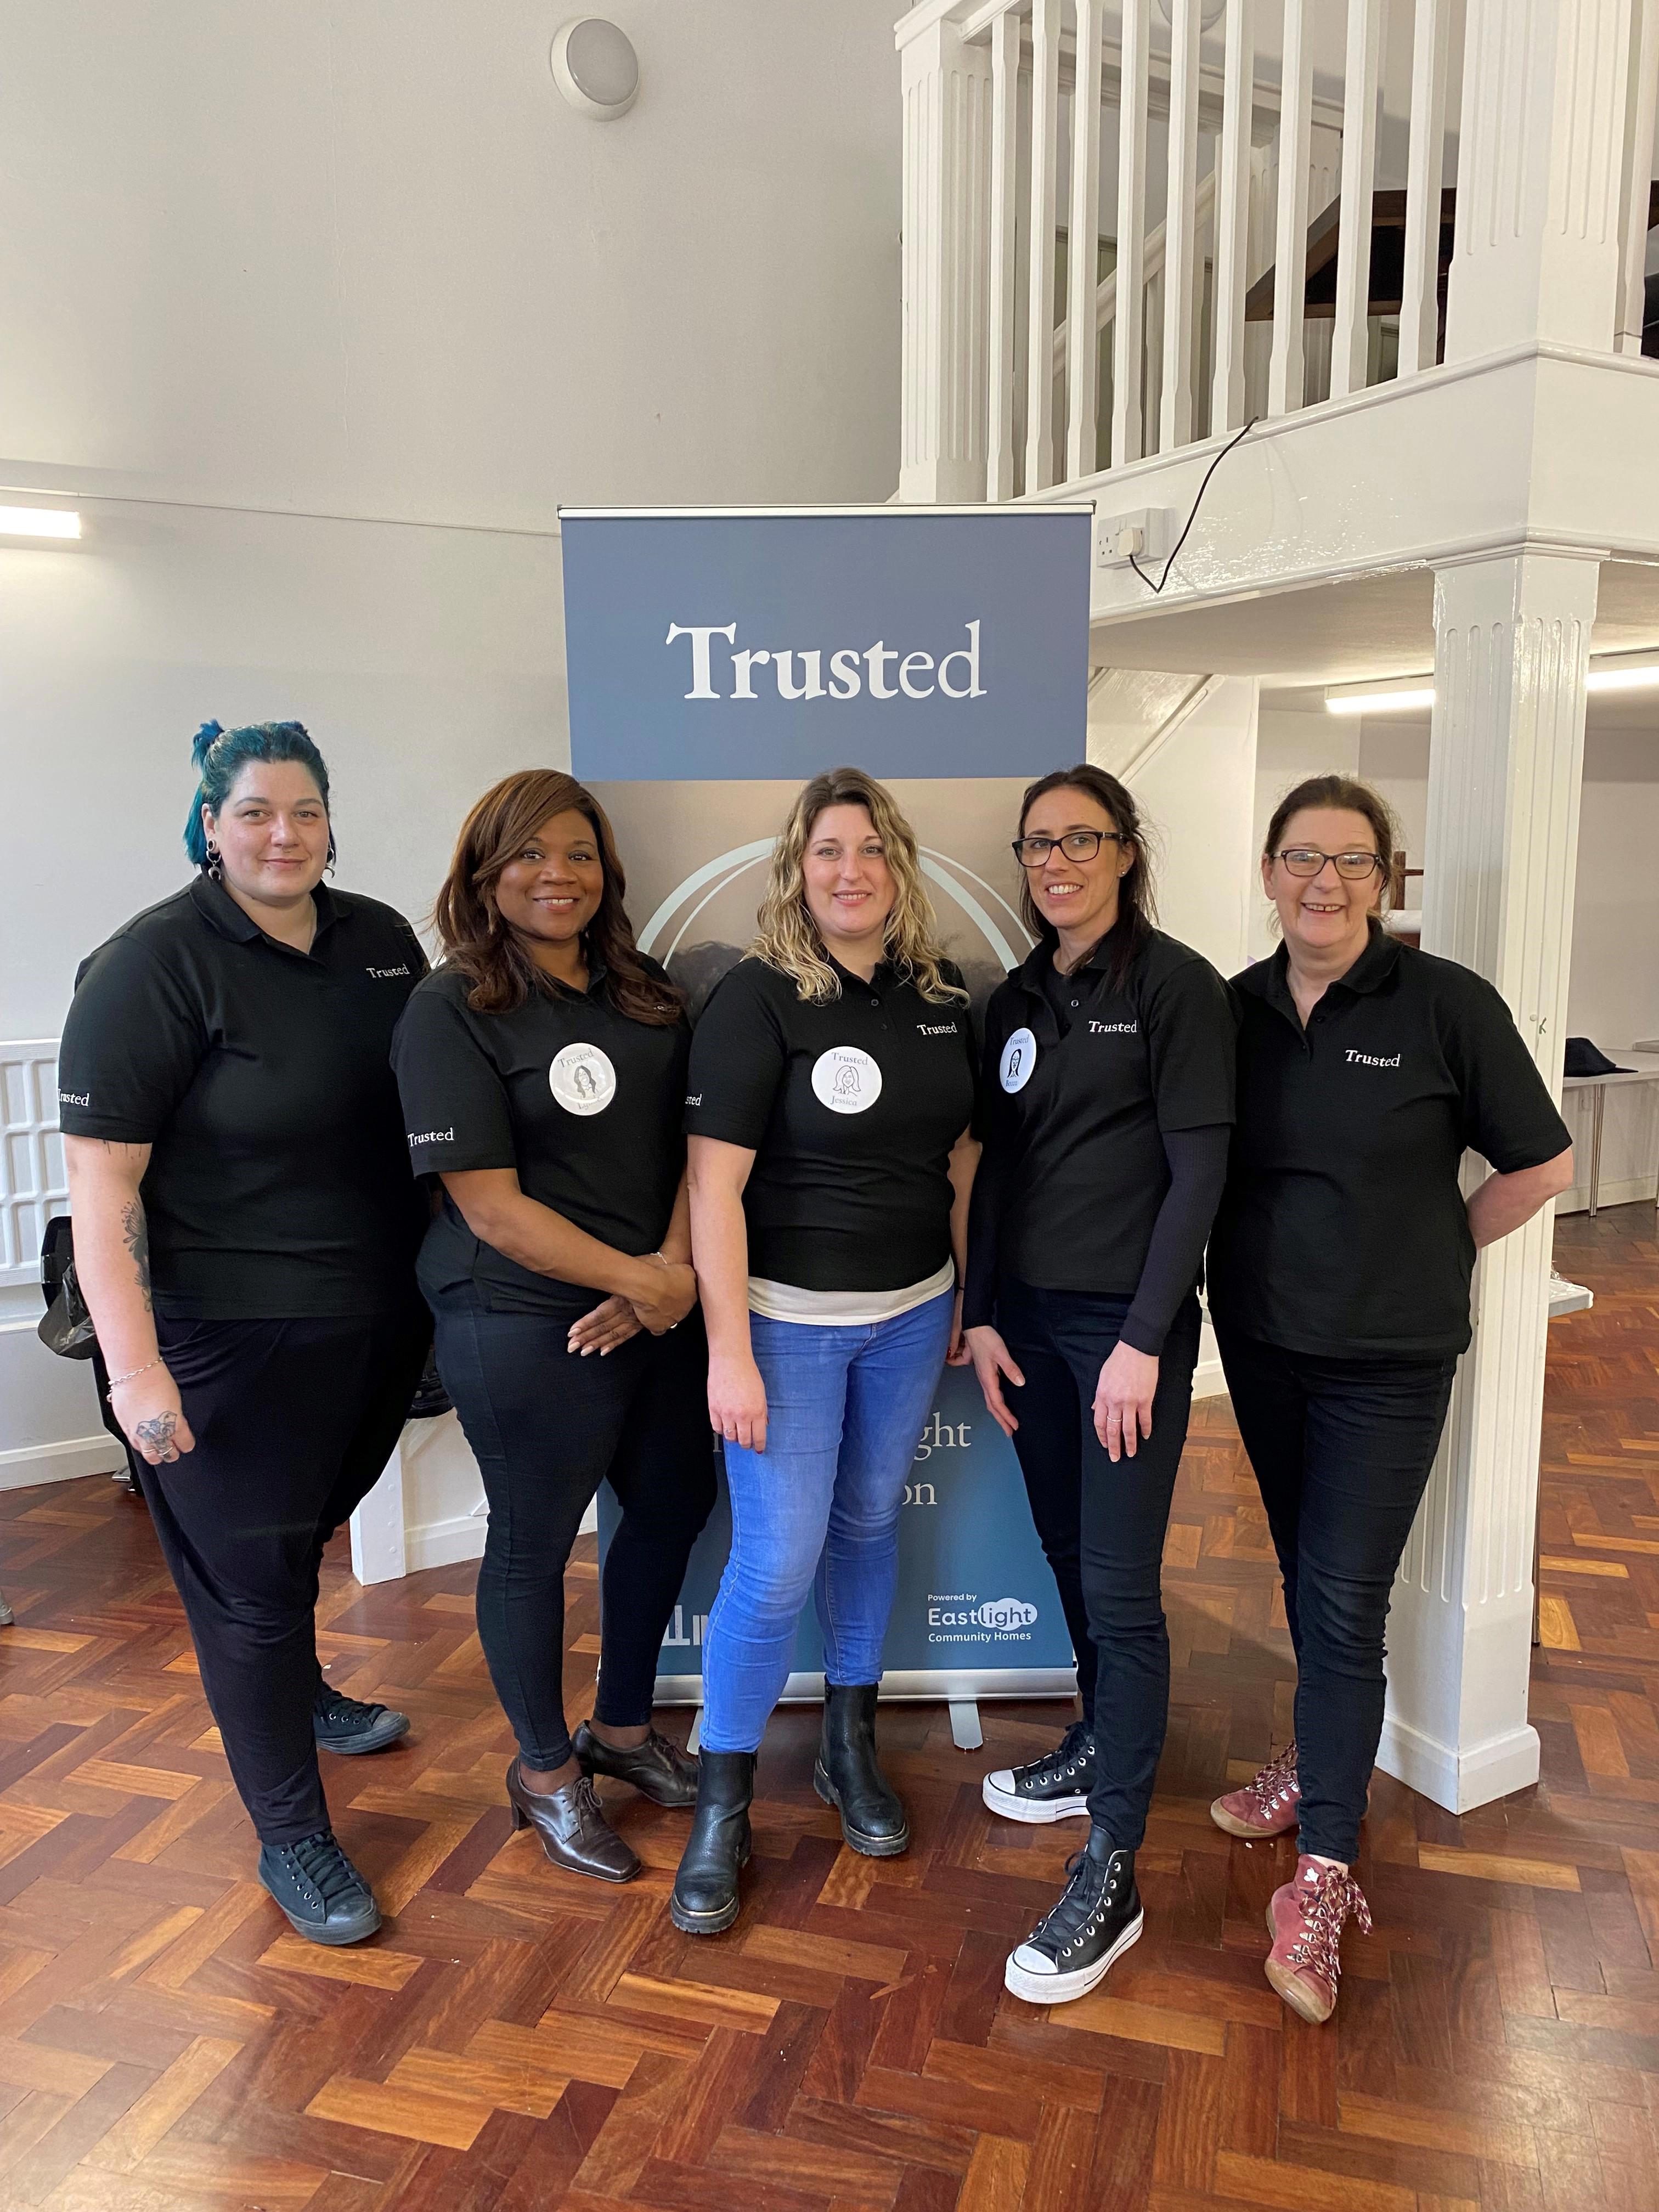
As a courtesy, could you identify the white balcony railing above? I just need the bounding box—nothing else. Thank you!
[897,0,1659,506]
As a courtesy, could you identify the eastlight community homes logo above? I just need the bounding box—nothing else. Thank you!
[927,1594,1039,1645]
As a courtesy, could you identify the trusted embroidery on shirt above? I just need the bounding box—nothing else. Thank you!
[811,1045,883,1114]
[550,1042,618,1115]
[1088,1020,1139,1035]
[1345,1048,1402,1068]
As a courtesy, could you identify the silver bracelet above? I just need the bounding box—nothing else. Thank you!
[107,1358,163,1391]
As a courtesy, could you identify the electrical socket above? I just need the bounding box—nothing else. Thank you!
[1096,506,1171,568]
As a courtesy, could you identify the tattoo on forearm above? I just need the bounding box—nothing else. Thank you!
[121,1197,153,1314]
[134,1411,178,1460]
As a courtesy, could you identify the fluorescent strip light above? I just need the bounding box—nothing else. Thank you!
[0,505,81,540]
[1587,655,1659,695]
[1325,652,1659,716]
[1324,681,1435,716]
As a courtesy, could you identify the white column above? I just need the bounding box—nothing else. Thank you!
[1444,0,1633,358]
[898,12,995,504]
[350,1434,409,1585]
[1378,549,1599,1814]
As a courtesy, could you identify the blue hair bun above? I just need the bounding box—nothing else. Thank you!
[182,718,331,873]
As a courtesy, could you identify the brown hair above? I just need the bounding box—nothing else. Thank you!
[1016,764,1159,988]
[432,769,682,1024]
[1262,774,1398,911]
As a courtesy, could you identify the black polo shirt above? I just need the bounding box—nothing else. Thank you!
[684,954,977,1293]
[57,878,427,1319]
[1206,929,1573,1357]
[391,960,691,1317]
[966,927,1236,1323]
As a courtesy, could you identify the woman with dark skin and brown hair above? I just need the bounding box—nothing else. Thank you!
[391,769,715,1883]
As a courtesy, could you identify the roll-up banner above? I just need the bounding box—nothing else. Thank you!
[562,504,1092,1706]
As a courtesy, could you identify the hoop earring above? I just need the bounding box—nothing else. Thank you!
[206,843,224,884]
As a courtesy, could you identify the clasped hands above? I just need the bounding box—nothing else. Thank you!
[567,1253,697,1358]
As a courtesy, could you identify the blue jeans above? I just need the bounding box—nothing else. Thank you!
[699,1290,955,1754]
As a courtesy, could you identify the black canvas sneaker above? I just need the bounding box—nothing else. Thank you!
[313,1680,410,1756]
[1003,1826,1142,2005]
[258,1828,382,1946]
[981,1721,1096,1824]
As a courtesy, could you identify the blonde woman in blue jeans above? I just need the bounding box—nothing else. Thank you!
[671,767,979,1935]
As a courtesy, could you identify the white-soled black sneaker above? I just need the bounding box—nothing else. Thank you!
[1003,1827,1142,2005]
[982,1720,1095,1824]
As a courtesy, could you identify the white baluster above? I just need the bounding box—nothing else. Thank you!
[1066,0,1107,482]
[1617,0,1659,353]
[1330,0,1384,399]
[1024,0,1063,492]
[1211,0,1256,431]
[987,7,1022,497]
[1112,0,1151,464]
[1268,0,1314,415]
[1160,0,1203,450]
[1399,0,1449,374]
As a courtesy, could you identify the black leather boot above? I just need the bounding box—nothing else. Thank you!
[814,1682,909,1857]
[670,1750,755,1934]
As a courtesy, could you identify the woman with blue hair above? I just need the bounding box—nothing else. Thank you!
[58,720,431,1947]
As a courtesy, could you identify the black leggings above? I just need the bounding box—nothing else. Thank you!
[1215,1328,1458,1864]
[146,1308,431,1845]
[433,1300,716,1771]
[998,1277,1203,1850]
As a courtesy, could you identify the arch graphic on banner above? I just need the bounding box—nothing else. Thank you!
[638,840,1033,972]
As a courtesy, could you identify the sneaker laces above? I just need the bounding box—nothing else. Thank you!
[1243,1740,1299,1814]
[286,1828,366,1907]
[1026,1846,1120,1959]
[314,1683,379,1725]
[1286,1863,1372,1986]
[1017,1722,1095,1787]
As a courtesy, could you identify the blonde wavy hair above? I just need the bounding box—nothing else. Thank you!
[750,767,968,1007]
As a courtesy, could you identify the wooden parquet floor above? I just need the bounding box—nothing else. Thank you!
[3,1207,1659,2211]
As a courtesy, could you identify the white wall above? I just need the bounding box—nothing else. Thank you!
[0,0,907,1489]
[2,2,903,527]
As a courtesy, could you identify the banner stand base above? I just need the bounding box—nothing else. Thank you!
[949,1700,984,1751]
[653,1665,1079,1711]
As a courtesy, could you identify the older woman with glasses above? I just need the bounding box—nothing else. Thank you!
[1205,774,1573,2027]
[962,765,1237,2007]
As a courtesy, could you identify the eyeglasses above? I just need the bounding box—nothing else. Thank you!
[1012,830,1124,868]
[1272,847,1383,881]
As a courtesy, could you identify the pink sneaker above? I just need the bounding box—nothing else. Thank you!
[1264,1855,1372,2024]
[1210,1741,1300,1839]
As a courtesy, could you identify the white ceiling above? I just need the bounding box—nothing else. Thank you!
[1095,559,1659,691]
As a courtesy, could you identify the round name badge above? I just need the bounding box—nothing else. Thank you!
[1000,1027,1037,1094]
[549,1042,617,1116]
[810,1045,883,1115]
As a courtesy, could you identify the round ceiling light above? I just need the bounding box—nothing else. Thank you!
[550,18,640,120]
[1155,0,1228,28]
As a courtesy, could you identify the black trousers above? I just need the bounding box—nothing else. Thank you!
[1215,1327,1458,1864]
[146,1308,431,1846]
[432,1300,716,1773]
[998,1277,1203,1850]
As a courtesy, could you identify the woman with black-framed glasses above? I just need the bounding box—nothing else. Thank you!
[1205,773,1573,2029]
[961,764,1237,2007]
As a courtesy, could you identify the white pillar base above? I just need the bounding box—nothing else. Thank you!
[1376,1712,1541,1815]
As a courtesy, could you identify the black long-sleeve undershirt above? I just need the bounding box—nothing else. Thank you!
[964,1122,1230,1357]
